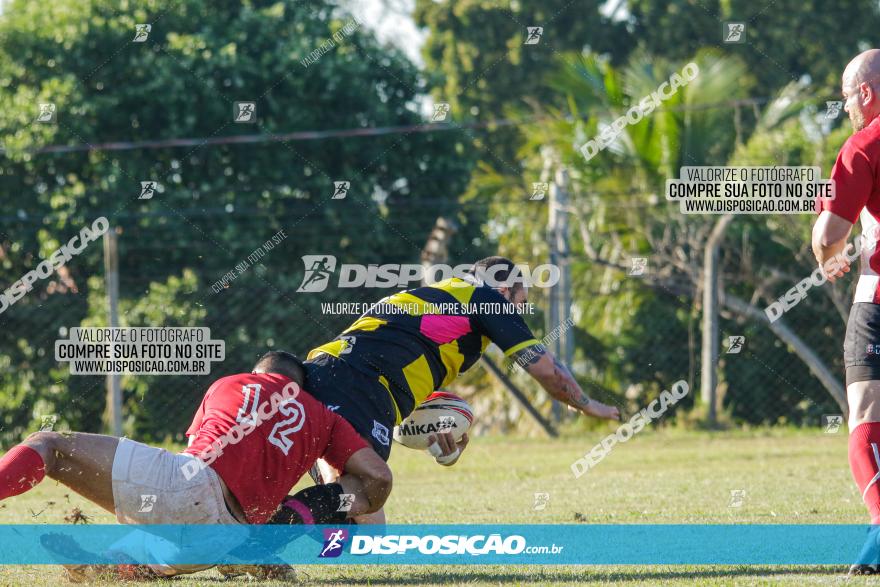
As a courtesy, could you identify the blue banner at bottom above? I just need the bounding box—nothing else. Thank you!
[1,524,879,565]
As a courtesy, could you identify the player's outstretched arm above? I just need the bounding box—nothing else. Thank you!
[513,346,620,421]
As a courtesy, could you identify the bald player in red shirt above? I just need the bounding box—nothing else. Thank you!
[813,48,880,575]
[0,350,391,579]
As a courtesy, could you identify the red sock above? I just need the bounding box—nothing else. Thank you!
[850,423,880,524]
[0,445,46,501]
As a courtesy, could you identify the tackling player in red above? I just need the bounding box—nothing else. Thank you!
[0,350,391,579]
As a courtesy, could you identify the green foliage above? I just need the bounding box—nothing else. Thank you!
[0,0,474,443]
[628,0,880,96]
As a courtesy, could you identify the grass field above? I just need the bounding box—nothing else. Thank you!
[0,427,871,585]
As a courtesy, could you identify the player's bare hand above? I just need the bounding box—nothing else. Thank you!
[823,251,852,283]
[455,432,469,453]
[582,401,620,421]
[427,431,465,466]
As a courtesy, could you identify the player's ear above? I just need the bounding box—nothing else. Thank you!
[861,81,876,106]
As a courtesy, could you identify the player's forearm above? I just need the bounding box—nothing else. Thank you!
[811,211,853,268]
[539,357,592,410]
[517,348,591,410]
[338,473,390,515]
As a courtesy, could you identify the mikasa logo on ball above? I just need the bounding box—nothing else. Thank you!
[397,417,456,437]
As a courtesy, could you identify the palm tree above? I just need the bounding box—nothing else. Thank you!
[468,48,846,425]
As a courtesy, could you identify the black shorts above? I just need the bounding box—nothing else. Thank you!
[845,302,880,386]
[304,354,397,461]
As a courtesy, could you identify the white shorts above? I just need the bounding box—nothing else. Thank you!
[111,437,239,526]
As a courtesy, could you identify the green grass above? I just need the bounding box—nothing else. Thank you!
[0,428,870,585]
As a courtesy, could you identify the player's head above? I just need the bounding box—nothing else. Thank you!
[466,256,528,307]
[253,350,305,386]
[842,49,880,132]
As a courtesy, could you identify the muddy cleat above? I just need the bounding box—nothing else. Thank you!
[849,563,880,575]
[217,564,297,580]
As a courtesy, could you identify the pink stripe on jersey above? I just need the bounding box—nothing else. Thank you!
[420,314,471,344]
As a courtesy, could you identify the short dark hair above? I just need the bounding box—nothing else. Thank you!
[467,256,524,291]
[253,350,305,386]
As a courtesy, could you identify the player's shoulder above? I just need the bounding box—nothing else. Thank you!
[471,283,505,301]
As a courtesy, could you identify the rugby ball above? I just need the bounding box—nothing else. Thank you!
[393,391,473,450]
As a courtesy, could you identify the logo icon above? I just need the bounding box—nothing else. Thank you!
[728,489,746,508]
[432,103,450,122]
[234,102,257,123]
[36,103,56,123]
[531,182,548,201]
[139,181,159,200]
[337,493,355,513]
[39,415,57,432]
[133,24,151,42]
[533,492,550,511]
[629,257,647,276]
[524,26,543,45]
[438,415,455,430]
[825,101,843,119]
[332,181,350,200]
[297,255,337,293]
[822,414,844,434]
[726,336,745,354]
[372,420,390,446]
[319,528,349,558]
[723,22,746,43]
[138,494,157,513]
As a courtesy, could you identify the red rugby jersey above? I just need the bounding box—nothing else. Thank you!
[818,116,880,303]
[184,372,366,524]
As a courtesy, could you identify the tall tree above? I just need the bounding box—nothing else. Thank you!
[0,0,471,442]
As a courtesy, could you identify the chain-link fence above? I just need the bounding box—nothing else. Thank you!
[0,195,848,447]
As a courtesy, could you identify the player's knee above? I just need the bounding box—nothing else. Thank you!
[23,431,62,471]
[847,381,880,429]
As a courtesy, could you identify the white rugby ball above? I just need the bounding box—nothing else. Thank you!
[393,391,473,450]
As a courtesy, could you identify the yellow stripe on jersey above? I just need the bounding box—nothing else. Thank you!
[343,316,387,334]
[503,338,542,357]
[307,338,354,360]
[402,354,435,406]
[378,375,402,424]
[383,292,441,316]
[438,339,466,387]
[428,277,478,307]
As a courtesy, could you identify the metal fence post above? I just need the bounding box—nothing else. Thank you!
[103,227,122,436]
